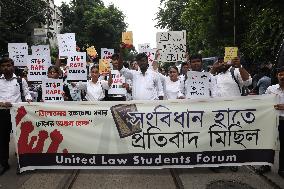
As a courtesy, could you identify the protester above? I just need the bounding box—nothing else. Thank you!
[257,67,284,178]
[257,67,271,95]
[164,66,185,99]
[37,66,73,102]
[118,51,164,100]
[181,54,213,98]
[74,65,112,101]
[104,53,130,101]
[0,57,32,175]
[210,56,252,97]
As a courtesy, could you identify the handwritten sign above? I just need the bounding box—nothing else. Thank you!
[30,45,51,70]
[147,48,157,68]
[57,33,76,58]
[224,47,238,62]
[67,52,87,81]
[122,31,133,45]
[185,71,211,99]
[42,78,64,102]
[138,43,151,54]
[108,70,126,95]
[156,31,186,62]
[8,43,28,67]
[99,59,111,75]
[27,55,49,82]
[101,48,114,60]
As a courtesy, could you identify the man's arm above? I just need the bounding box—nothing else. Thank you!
[232,57,251,82]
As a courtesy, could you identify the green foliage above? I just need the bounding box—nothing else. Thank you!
[0,0,46,52]
[59,0,127,56]
[156,0,284,63]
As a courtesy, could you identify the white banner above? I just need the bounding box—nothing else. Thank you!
[31,45,50,57]
[11,95,278,172]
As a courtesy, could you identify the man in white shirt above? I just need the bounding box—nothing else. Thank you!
[262,67,284,178]
[210,57,252,97]
[117,52,164,100]
[0,57,32,175]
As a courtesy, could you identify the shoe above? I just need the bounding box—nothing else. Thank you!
[0,164,10,176]
[279,170,284,178]
[256,165,271,174]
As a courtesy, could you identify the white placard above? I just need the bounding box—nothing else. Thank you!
[57,33,76,58]
[156,31,186,62]
[42,78,64,102]
[8,43,28,67]
[108,70,126,95]
[185,71,211,99]
[27,55,49,82]
[147,48,157,68]
[31,45,50,57]
[101,48,114,60]
[138,43,151,54]
[67,52,87,81]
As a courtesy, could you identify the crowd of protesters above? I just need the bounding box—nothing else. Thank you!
[0,46,283,179]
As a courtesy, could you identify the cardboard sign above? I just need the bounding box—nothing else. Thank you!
[224,47,238,62]
[86,46,97,57]
[156,31,186,62]
[108,70,126,95]
[99,59,111,75]
[185,71,211,99]
[42,78,64,102]
[27,55,49,82]
[67,52,87,81]
[57,33,76,58]
[122,31,133,45]
[138,43,151,54]
[101,48,114,60]
[8,43,28,67]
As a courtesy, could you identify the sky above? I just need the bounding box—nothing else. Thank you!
[54,0,167,49]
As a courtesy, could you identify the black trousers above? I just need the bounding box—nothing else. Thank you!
[0,109,11,166]
[279,120,284,171]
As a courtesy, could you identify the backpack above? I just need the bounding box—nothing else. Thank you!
[17,77,26,102]
[230,67,249,96]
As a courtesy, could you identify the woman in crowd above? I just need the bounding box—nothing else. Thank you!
[74,65,113,101]
[164,66,185,99]
[37,66,73,101]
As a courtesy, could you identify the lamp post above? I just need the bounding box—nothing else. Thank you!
[233,0,236,45]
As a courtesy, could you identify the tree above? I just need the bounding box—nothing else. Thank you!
[59,0,127,57]
[0,0,46,52]
[156,0,284,64]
